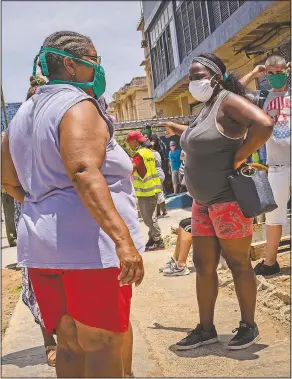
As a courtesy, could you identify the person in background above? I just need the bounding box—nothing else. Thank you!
[13,75,57,367]
[160,52,273,351]
[127,131,165,251]
[2,190,17,247]
[144,124,168,162]
[240,55,291,276]
[150,141,168,218]
[160,216,192,277]
[143,124,169,183]
[178,150,187,192]
[2,30,144,378]
[168,141,181,194]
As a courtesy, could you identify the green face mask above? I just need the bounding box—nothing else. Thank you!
[267,73,287,89]
[33,47,106,98]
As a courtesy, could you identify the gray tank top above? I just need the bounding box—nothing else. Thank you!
[8,84,144,269]
[180,90,243,205]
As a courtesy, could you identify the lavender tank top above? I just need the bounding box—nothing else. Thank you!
[8,84,145,269]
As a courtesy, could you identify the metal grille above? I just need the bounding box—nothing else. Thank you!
[176,11,186,61]
[208,0,242,32]
[229,0,240,15]
[181,2,192,55]
[193,1,204,44]
[209,0,221,30]
[187,2,198,51]
[175,1,210,62]
[165,25,175,73]
[149,2,175,88]
[201,2,210,39]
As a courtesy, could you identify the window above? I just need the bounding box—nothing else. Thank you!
[208,0,243,32]
[175,0,245,62]
[161,11,166,29]
[176,1,210,62]
[229,0,240,15]
[167,1,173,19]
[148,2,175,88]
[157,19,161,35]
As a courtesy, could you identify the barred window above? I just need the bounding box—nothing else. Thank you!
[176,1,210,62]
[149,2,175,88]
[149,0,246,87]
[208,0,244,32]
[175,0,246,62]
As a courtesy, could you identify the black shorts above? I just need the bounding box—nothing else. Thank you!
[179,217,191,233]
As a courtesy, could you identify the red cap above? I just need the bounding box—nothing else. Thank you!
[126,131,147,142]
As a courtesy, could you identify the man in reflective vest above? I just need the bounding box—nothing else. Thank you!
[127,131,165,251]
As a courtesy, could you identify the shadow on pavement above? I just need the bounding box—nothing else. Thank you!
[2,346,47,368]
[169,335,268,361]
[149,322,191,333]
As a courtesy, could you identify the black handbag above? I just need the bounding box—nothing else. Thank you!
[228,164,278,218]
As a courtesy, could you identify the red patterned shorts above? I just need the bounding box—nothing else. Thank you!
[191,201,253,239]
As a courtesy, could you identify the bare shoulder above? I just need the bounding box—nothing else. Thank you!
[222,91,253,109]
[60,99,110,142]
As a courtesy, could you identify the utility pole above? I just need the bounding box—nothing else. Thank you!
[1,87,9,132]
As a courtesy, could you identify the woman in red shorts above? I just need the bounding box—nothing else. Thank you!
[160,53,273,351]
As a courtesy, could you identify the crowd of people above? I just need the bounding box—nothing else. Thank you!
[1,28,290,378]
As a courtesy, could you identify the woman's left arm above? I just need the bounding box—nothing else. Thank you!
[222,94,274,169]
[1,132,26,203]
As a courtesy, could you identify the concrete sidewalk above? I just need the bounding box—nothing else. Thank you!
[2,208,290,377]
[1,208,191,378]
[2,220,18,269]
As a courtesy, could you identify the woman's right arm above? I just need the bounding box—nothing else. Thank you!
[158,122,188,136]
[59,100,143,286]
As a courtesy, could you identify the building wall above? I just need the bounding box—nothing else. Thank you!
[151,0,275,100]
[110,88,154,122]
[142,0,161,30]
[133,89,153,120]
[140,0,290,118]
[155,99,181,118]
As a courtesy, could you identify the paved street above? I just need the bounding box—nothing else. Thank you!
[1,209,290,378]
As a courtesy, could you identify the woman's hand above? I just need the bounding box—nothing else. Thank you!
[158,121,187,137]
[158,122,177,138]
[117,241,144,287]
[233,158,247,170]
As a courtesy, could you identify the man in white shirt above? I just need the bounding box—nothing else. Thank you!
[241,55,291,275]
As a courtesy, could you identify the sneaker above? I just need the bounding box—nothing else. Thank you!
[159,256,176,272]
[228,321,260,350]
[145,238,154,248]
[163,263,190,276]
[254,260,280,276]
[175,324,219,351]
[146,239,165,251]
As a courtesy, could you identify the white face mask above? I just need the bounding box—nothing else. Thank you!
[188,77,216,102]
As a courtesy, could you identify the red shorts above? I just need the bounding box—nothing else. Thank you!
[191,201,253,239]
[28,268,132,334]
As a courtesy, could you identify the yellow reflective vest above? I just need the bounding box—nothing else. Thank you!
[133,147,162,197]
